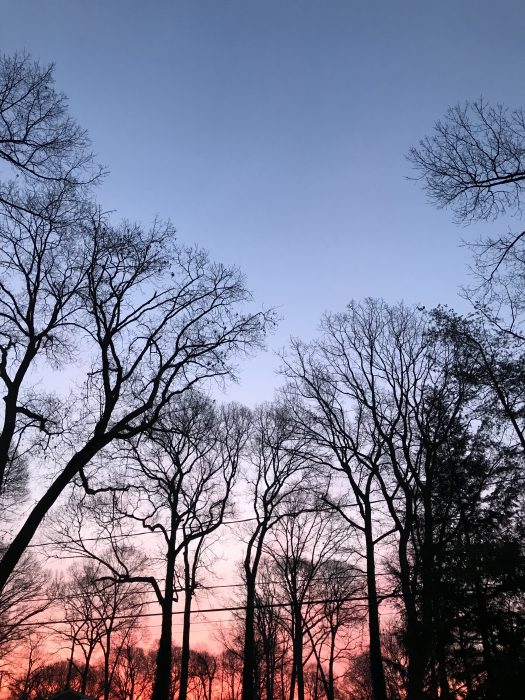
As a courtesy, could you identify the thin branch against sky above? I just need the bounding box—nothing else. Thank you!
[2,1,523,404]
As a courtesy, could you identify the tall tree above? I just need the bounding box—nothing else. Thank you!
[0,217,271,591]
[282,326,391,700]
[305,558,365,700]
[241,404,307,700]
[56,562,144,700]
[283,298,484,700]
[55,393,248,700]
[0,553,50,675]
[264,505,350,700]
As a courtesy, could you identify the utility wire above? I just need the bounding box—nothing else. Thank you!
[23,500,388,550]
[16,593,401,628]
[5,570,395,606]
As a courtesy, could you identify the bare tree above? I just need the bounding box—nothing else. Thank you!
[304,558,365,700]
[54,394,248,700]
[241,404,308,700]
[219,648,243,700]
[408,99,525,223]
[263,505,351,700]
[0,190,90,517]
[189,650,218,700]
[134,398,247,700]
[252,559,290,700]
[408,97,525,341]
[112,642,156,700]
[284,299,479,700]
[5,634,49,700]
[0,552,51,674]
[58,565,103,694]
[282,330,392,700]
[55,562,145,700]
[0,52,102,215]
[0,215,271,592]
[430,308,525,453]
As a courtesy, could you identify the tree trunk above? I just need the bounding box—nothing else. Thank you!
[364,507,387,700]
[0,345,36,496]
[0,440,105,591]
[474,577,497,700]
[327,626,336,700]
[241,572,258,700]
[178,548,193,700]
[292,605,304,700]
[65,637,76,688]
[399,526,425,700]
[103,631,112,700]
[81,646,95,694]
[151,533,177,700]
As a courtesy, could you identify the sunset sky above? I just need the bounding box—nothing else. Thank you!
[3,1,524,406]
[2,2,525,686]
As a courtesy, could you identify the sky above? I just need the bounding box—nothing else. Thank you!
[2,0,525,405]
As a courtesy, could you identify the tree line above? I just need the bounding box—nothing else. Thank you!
[1,53,524,700]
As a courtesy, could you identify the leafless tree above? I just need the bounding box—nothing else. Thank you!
[304,558,365,700]
[133,397,247,700]
[218,648,243,700]
[0,52,102,216]
[0,189,90,521]
[53,394,248,700]
[284,299,477,700]
[263,505,351,700]
[58,564,103,694]
[464,230,525,342]
[408,99,525,223]
[5,634,49,700]
[252,559,290,700]
[240,404,308,700]
[55,562,145,700]
[0,551,52,675]
[112,642,156,700]
[0,215,271,592]
[188,650,218,700]
[408,97,525,342]
[282,333,392,700]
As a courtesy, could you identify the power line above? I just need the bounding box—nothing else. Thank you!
[16,593,400,629]
[5,570,397,606]
[23,501,388,551]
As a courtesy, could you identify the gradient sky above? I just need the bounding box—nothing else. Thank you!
[2,1,525,405]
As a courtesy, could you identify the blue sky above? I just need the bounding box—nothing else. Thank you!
[2,1,525,404]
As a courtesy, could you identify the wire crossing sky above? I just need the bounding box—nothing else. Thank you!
[2,0,524,404]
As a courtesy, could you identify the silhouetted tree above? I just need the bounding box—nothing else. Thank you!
[305,558,365,700]
[264,505,350,700]
[188,650,218,700]
[218,648,243,700]
[112,642,156,700]
[0,553,51,670]
[252,559,289,700]
[0,217,271,592]
[241,404,307,700]
[408,97,525,342]
[283,324,392,700]
[408,99,525,222]
[56,562,144,700]
[54,394,247,700]
[283,298,494,699]
[421,423,525,700]
[0,52,102,216]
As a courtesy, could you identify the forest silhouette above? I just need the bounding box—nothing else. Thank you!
[1,52,525,700]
